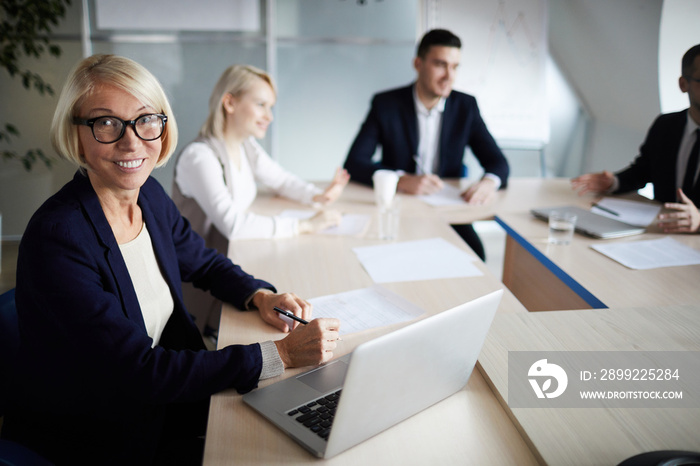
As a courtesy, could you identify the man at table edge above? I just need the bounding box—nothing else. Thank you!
[572,44,700,234]
[342,28,510,261]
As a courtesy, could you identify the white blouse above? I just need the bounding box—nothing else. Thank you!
[119,224,174,347]
[174,137,321,239]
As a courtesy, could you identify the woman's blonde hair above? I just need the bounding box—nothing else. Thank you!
[50,54,178,169]
[199,64,276,140]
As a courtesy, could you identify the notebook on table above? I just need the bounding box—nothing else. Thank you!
[242,289,503,459]
[530,205,645,239]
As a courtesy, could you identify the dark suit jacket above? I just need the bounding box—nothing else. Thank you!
[343,84,509,187]
[4,172,274,465]
[616,109,699,205]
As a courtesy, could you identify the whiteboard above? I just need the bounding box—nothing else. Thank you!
[95,0,260,31]
[435,0,549,145]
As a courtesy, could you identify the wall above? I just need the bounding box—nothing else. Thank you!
[549,0,663,175]
[0,0,418,237]
[273,0,418,180]
[0,1,678,238]
[658,0,700,113]
[0,3,84,239]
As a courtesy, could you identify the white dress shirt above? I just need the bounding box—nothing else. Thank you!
[411,86,501,188]
[675,112,700,191]
[414,88,446,175]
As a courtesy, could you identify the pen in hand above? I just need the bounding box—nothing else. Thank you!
[273,306,342,340]
[273,306,309,325]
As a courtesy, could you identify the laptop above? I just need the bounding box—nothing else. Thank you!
[530,205,645,239]
[243,289,503,459]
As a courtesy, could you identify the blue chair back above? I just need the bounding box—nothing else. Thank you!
[0,289,18,417]
[0,289,54,465]
[0,439,54,466]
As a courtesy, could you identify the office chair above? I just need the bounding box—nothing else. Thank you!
[0,289,54,466]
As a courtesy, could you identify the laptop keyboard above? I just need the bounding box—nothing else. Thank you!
[286,389,342,440]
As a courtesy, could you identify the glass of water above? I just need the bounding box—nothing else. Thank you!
[548,211,577,245]
[378,198,400,240]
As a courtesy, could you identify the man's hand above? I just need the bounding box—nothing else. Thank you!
[571,171,615,196]
[658,188,700,233]
[397,173,443,195]
[461,178,497,205]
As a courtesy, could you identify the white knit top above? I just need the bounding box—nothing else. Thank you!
[119,224,174,347]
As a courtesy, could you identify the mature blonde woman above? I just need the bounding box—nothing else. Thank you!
[173,65,349,336]
[2,54,339,466]
[173,64,348,242]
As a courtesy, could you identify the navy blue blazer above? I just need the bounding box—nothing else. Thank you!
[343,84,509,187]
[615,109,700,205]
[5,172,275,464]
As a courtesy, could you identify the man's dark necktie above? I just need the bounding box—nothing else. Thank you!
[682,128,700,196]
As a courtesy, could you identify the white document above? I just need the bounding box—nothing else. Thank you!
[591,198,661,227]
[352,237,483,283]
[417,185,465,206]
[279,210,370,236]
[591,236,700,270]
[308,286,426,336]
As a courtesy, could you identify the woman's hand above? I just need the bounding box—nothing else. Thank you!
[658,188,700,233]
[274,318,341,368]
[251,290,312,332]
[298,210,342,234]
[313,168,350,205]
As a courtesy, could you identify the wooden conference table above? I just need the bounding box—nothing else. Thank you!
[484,179,700,311]
[203,179,700,465]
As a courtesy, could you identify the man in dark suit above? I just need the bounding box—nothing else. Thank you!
[572,43,700,234]
[343,29,509,260]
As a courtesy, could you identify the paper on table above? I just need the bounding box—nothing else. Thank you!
[591,236,700,270]
[308,285,426,335]
[591,198,661,227]
[352,237,482,283]
[417,184,464,206]
[280,210,370,236]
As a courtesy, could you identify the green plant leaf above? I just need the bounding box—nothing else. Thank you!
[0,0,71,171]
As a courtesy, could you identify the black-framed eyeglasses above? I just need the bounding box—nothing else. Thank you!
[685,75,700,84]
[72,113,167,144]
